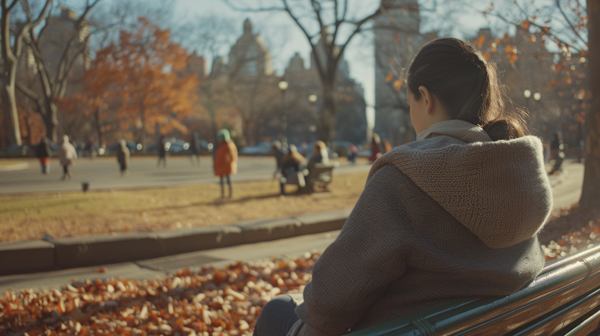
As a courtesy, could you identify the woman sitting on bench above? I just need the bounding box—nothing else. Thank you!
[306,141,329,170]
[254,38,553,336]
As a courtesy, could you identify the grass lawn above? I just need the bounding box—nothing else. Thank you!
[0,170,370,243]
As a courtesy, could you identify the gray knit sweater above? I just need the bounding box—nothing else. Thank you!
[287,121,553,336]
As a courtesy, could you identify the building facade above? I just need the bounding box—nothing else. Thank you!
[373,0,433,145]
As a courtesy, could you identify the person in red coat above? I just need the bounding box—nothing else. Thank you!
[213,129,238,198]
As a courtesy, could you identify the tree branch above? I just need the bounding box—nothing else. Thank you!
[555,0,588,45]
[221,0,285,12]
[15,81,44,115]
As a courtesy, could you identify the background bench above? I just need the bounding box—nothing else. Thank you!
[282,162,340,193]
[347,244,600,336]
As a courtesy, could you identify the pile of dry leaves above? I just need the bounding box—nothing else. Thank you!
[539,204,600,261]
[0,253,319,336]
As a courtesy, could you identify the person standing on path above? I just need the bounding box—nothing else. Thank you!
[190,132,201,166]
[213,129,238,199]
[36,137,52,174]
[117,139,130,176]
[254,38,553,336]
[58,135,77,180]
[157,135,167,168]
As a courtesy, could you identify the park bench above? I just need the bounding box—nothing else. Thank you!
[347,244,600,336]
[280,162,340,193]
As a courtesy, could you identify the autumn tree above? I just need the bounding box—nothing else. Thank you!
[484,0,597,207]
[88,17,199,151]
[224,0,421,143]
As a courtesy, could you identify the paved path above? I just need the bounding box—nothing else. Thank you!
[0,161,584,292]
[0,156,371,194]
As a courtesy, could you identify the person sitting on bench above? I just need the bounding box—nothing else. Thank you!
[254,38,553,336]
[306,141,329,170]
[279,144,306,195]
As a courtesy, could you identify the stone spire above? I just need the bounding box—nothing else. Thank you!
[243,18,252,34]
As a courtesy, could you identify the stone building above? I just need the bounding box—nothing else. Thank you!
[283,47,368,145]
[228,19,274,78]
[37,6,90,89]
[373,0,434,146]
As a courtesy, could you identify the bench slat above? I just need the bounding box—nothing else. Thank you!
[510,286,600,335]
[563,308,600,336]
[346,249,600,336]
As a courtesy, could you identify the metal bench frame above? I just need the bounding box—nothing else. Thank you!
[347,244,600,336]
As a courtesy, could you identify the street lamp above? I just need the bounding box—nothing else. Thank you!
[524,89,532,111]
[279,80,288,139]
[308,95,318,140]
[533,92,541,101]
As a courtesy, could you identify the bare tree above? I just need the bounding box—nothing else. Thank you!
[223,0,422,142]
[1,0,51,146]
[15,0,100,142]
[173,15,238,146]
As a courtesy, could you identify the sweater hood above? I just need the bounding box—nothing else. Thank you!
[369,121,552,249]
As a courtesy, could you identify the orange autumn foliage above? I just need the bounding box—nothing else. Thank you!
[82,17,199,138]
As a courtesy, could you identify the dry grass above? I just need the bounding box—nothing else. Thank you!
[0,160,27,167]
[0,171,369,243]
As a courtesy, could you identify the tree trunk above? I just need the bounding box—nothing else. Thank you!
[0,78,22,146]
[94,107,104,146]
[1,4,22,146]
[579,0,600,208]
[23,113,32,145]
[42,100,58,142]
[140,106,147,153]
[320,78,337,143]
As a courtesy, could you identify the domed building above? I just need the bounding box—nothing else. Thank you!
[227,19,274,77]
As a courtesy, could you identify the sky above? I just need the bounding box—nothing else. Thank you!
[172,0,501,126]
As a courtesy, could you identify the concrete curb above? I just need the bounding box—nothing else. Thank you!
[0,162,28,172]
[0,209,352,276]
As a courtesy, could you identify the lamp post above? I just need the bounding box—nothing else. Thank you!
[279,80,288,139]
[524,89,531,111]
[308,94,318,141]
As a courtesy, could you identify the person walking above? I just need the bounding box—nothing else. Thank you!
[157,135,167,168]
[84,137,96,159]
[36,137,52,174]
[548,132,565,175]
[58,135,77,180]
[347,144,358,164]
[190,132,201,166]
[254,38,553,335]
[213,129,238,199]
[116,139,130,176]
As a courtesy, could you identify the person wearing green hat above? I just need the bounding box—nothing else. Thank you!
[213,129,238,198]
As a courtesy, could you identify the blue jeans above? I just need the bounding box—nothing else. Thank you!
[254,294,300,336]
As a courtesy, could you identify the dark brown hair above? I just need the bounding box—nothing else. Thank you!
[407,38,527,140]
